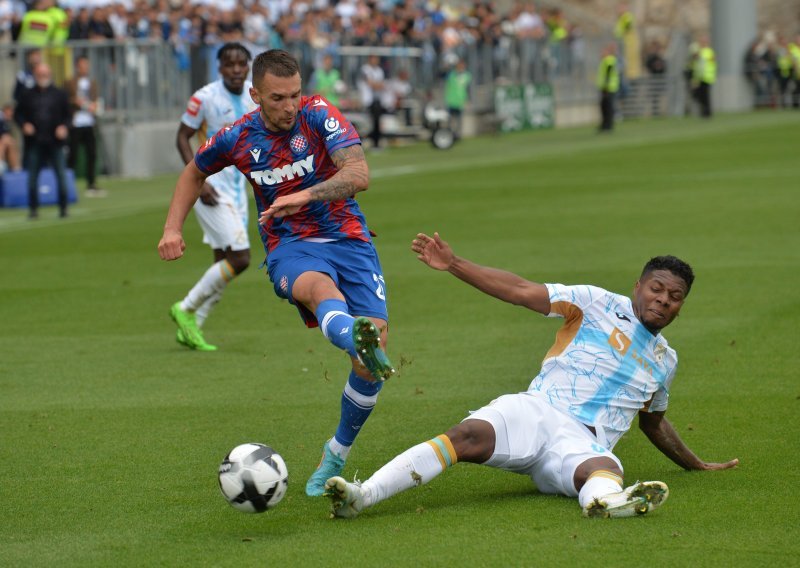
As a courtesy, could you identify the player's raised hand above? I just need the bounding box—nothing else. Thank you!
[412,232,454,271]
[259,191,311,225]
[158,229,186,261]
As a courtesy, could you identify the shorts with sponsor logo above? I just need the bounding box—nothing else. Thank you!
[465,392,622,497]
[193,187,249,252]
[266,238,388,328]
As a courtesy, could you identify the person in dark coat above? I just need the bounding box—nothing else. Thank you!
[14,62,72,219]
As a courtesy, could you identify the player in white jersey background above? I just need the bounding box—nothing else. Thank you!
[168,43,259,351]
[326,232,739,519]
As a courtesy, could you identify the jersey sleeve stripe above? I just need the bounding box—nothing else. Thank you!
[542,301,583,361]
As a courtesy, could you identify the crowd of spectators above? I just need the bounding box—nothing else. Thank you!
[0,0,579,45]
[744,31,800,108]
[2,0,586,81]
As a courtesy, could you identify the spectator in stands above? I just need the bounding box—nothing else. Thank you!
[13,62,71,219]
[744,36,778,108]
[545,7,567,73]
[0,0,23,43]
[444,58,470,139]
[383,67,413,126]
[243,2,272,48]
[216,8,243,42]
[358,53,386,150]
[308,53,344,106]
[614,2,641,92]
[644,39,666,116]
[108,3,129,40]
[88,6,114,41]
[68,7,91,40]
[0,103,21,174]
[65,55,104,197]
[791,34,800,108]
[512,1,544,40]
[774,36,794,108]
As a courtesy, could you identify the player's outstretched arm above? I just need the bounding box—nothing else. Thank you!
[639,410,739,471]
[176,123,219,206]
[411,232,551,314]
[259,144,369,224]
[158,160,207,261]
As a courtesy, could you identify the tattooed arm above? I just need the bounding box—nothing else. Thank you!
[259,144,370,224]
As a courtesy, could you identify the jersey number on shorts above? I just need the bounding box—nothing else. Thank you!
[373,273,386,301]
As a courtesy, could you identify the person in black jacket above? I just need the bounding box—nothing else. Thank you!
[12,49,42,170]
[14,62,72,219]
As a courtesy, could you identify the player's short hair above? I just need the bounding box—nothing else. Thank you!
[217,42,252,62]
[641,256,695,295]
[252,50,300,83]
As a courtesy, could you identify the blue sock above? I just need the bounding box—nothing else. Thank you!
[316,299,356,358]
[334,371,384,447]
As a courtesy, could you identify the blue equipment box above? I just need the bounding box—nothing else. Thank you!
[0,169,78,208]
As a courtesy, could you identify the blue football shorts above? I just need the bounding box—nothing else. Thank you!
[266,238,388,328]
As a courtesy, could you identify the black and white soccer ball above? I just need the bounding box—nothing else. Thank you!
[218,443,288,513]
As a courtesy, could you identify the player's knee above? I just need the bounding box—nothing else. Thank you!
[227,251,250,274]
[573,457,623,491]
[446,420,495,464]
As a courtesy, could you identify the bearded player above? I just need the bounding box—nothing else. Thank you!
[158,49,395,496]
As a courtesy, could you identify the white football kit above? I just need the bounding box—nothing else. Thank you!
[468,283,677,496]
[181,80,258,251]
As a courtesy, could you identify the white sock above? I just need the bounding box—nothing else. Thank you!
[578,471,624,509]
[195,289,223,328]
[181,260,235,313]
[361,436,457,508]
[328,437,351,460]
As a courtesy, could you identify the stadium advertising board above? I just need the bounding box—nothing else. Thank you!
[494,83,555,132]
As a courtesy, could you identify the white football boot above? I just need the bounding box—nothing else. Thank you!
[325,476,366,519]
[582,481,669,518]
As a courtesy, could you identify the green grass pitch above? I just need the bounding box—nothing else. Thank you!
[1,112,799,566]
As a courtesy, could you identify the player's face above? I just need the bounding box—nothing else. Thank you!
[219,51,250,94]
[632,269,688,334]
[250,72,302,132]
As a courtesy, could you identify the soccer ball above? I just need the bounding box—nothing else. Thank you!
[218,443,288,513]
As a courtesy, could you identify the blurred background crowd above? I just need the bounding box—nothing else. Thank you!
[1,0,799,179]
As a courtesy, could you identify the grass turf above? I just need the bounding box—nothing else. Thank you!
[1,111,799,566]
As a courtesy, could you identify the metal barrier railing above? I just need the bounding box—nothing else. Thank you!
[1,40,191,123]
[1,34,698,128]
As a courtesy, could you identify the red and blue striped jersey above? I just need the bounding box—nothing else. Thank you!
[194,95,368,253]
